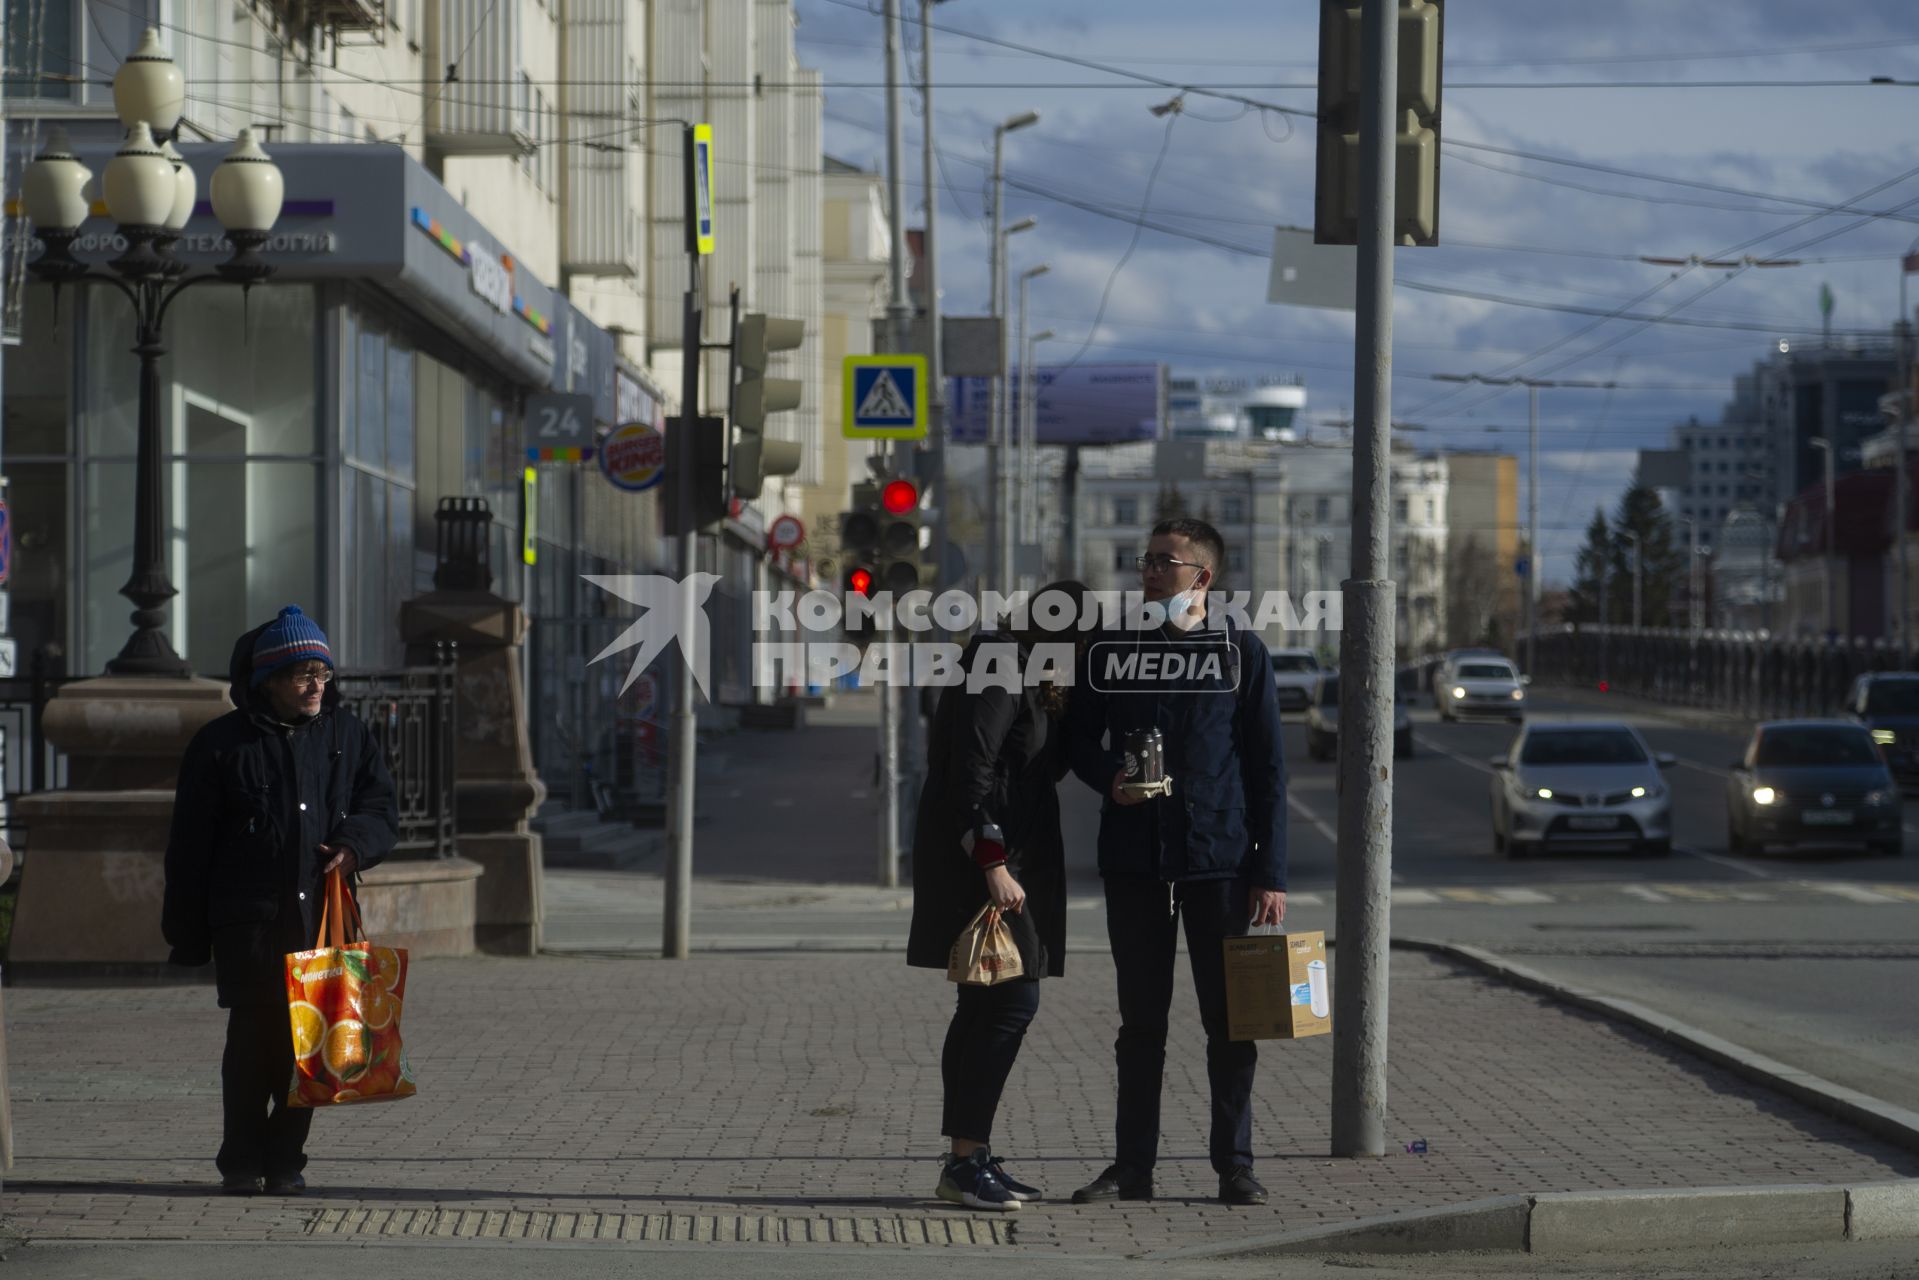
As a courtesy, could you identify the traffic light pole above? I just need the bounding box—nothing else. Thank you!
[878,0,915,886]
[1331,0,1397,1159]
[664,126,703,961]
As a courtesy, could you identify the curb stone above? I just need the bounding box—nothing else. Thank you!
[1398,937,1919,1157]
[1141,1181,1919,1260]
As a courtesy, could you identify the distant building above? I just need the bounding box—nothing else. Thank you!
[1441,453,1520,648]
[1165,376,1307,440]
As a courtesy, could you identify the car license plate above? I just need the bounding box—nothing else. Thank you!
[1567,816,1619,831]
[1801,810,1853,826]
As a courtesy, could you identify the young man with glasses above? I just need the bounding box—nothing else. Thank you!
[163,606,399,1196]
[1064,517,1287,1207]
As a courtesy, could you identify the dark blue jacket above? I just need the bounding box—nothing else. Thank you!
[1066,624,1287,889]
[162,622,400,1006]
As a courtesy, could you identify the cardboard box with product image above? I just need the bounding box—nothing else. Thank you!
[1222,929,1330,1041]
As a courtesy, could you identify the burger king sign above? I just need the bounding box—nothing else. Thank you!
[599,421,666,493]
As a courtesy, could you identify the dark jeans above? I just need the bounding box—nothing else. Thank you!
[940,978,1041,1144]
[1104,876,1256,1177]
[216,1004,314,1180]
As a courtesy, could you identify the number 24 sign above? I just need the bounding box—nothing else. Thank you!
[526,392,594,447]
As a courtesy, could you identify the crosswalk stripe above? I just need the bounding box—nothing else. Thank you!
[1871,884,1919,902]
[1621,885,1672,903]
[1805,881,1899,904]
[1393,888,1441,905]
[1493,887,1554,904]
[1438,887,1508,904]
[1653,883,1732,902]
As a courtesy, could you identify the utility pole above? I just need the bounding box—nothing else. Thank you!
[1432,373,1616,671]
[1896,242,1915,653]
[1812,437,1837,638]
[664,124,704,960]
[921,0,947,618]
[1330,0,1397,1160]
[879,0,914,884]
[987,113,1037,593]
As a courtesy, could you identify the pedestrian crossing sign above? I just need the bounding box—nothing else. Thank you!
[843,354,928,439]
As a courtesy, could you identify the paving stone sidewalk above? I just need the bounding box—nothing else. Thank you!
[5,947,1916,1257]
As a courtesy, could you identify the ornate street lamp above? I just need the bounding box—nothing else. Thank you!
[20,29,284,676]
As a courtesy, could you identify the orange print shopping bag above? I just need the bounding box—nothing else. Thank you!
[285,868,417,1107]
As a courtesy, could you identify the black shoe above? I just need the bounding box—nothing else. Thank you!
[220,1174,262,1196]
[984,1154,1043,1202]
[263,1172,306,1196]
[1218,1166,1267,1206]
[1070,1164,1154,1204]
[934,1151,1020,1212]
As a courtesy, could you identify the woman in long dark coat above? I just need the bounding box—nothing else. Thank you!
[907,581,1085,1211]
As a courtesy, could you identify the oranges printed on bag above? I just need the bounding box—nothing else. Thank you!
[322,1018,370,1081]
[363,983,399,1031]
[288,1002,326,1060]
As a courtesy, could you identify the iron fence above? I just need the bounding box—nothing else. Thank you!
[336,643,459,858]
[1531,625,1913,720]
[0,672,69,851]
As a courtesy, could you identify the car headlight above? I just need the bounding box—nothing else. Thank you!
[1535,787,1554,800]
[1451,686,1466,699]
[1751,786,1776,806]
[1631,784,1663,800]
[1872,729,1897,746]
[1866,789,1893,806]
[1510,688,1525,700]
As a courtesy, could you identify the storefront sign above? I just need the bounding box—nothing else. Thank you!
[599,421,666,493]
[411,207,551,337]
[527,392,594,447]
[616,371,659,429]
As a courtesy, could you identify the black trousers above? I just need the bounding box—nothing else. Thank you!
[217,1004,315,1179]
[940,978,1041,1144]
[1104,876,1256,1177]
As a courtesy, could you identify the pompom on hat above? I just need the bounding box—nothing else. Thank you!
[251,605,333,687]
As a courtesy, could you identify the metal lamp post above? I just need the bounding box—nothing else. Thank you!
[1617,530,1642,631]
[993,215,1036,590]
[22,30,284,676]
[1811,437,1838,639]
[986,111,1038,596]
[1021,327,1055,575]
[1014,263,1048,569]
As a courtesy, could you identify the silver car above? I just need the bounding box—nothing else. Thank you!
[1442,656,1527,722]
[1305,671,1412,761]
[1490,721,1675,858]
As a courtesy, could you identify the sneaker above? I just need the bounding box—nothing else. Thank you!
[984,1154,1043,1202]
[219,1173,262,1196]
[1070,1164,1154,1204]
[934,1151,1020,1212]
[263,1172,307,1196]
[1218,1166,1267,1206]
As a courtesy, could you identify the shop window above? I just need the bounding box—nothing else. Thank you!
[4,0,75,100]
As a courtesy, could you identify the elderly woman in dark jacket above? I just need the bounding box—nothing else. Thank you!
[163,606,399,1196]
[907,581,1086,1212]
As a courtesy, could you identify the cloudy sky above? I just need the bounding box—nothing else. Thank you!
[791,0,1919,585]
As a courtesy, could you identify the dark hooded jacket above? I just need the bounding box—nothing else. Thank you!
[161,622,400,1007]
[906,634,1069,978]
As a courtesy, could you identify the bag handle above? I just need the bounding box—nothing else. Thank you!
[316,867,368,950]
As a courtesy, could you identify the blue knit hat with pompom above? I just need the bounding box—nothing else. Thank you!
[251,605,333,687]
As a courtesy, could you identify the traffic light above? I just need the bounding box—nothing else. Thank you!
[1313,0,1444,247]
[840,484,882,642]
[730,310,806,498]
[663,414,727,536]
[877,478,923,595]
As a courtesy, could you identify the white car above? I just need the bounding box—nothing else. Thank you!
[1268,648,1322,714]
[1441,656,1527,723]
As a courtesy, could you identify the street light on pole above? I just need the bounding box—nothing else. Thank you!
[1430,373,1616,675]
[987,111,1039,595]
[1811,437,1838,639]
[1015,263,1049,569]
[1895,233,1918,653]
[1617,530,1642,631]
[1022,328,1055,559]
[994,215,1036,590]
[21,31,284,675]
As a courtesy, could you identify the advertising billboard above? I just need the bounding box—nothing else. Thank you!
[946,363,1162,445]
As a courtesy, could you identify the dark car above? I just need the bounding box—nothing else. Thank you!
[1845,673,1919,790]
[1304,672,1412,762]
[1726,721,1902,857]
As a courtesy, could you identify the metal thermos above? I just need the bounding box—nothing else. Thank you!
[1122,727,1165,788]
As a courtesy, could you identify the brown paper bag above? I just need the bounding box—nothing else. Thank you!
[1222,928,1330,1041]
[947,903,1025,985]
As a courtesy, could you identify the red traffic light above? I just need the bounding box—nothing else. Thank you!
[880,479,918,515]
[848,567,874,595]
